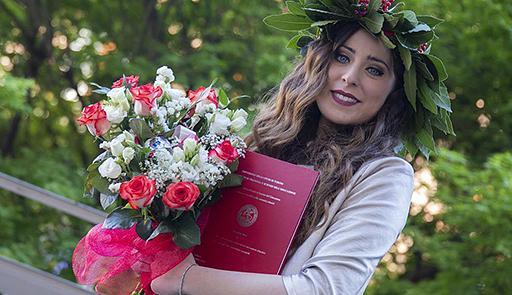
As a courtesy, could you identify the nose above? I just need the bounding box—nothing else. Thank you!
[341,66,359,87]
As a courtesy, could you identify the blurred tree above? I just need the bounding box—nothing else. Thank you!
[0,0,293,281]
[367,149,512,294]
[403,0,512,163]
[0,0,294,163]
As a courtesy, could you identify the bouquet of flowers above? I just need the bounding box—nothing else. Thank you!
[72,66,248,294]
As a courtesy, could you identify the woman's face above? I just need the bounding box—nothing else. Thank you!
[316,29,396,125]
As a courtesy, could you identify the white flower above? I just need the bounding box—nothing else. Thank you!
[198,147,209,166]
[123,131,135,144]
[108,183,121,193]
[99,141,110,150]
[208,112,231,135]
[230,115,247,132]
[183,138,197,157]
[107,87,130,111]
[154,80,173,98]
[155,148,173,162]
[156,66,175,82]
[98,158,122,179]
[104,105,127,124]
[196,102,216,116]
[110,135,126,157]
[172,147,185,162]
[122,147,135,164]
[233,109,248,121]
[180,162,199,182]
[168,88,186,100]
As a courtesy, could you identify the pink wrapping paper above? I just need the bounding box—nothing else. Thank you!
[73,209,210,295]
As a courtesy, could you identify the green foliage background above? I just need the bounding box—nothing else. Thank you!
[0,0,510,292]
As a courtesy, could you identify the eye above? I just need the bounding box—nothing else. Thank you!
[334,53,350,64]
[367,67,384,77]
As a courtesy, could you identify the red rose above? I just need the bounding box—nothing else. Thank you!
[119,175,157,209]
[162,182,200,210]
[112,75,139,89]
[208,140,239,165]
[129,83,163,116]
[187,86,218,107]
[77,102,111,136]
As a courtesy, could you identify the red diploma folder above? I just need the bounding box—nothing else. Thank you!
[193,151,319,274]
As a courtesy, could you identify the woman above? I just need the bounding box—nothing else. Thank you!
[151,1,452,294]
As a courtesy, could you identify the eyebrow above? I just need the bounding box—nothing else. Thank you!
[340,45,391,71]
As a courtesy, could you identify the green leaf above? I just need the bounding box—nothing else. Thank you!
[100,193,118,210]
[397,10,418,29]
[368,0,380,14]
[219,173,244,188]
[416,15,444,29]
[135,218,154,240]
[363,13,385,34]
[427,55,448,81]
[388,2,405,13]
[399,45,412,70]
[129,118,155,142]
[286,1,305,16]
[218,88,230,108]
[397,24,434,49]
[417,128,436,152]
[286,34,302,49]
[103,208,139,229]
[379,31,396,49]
[416,59,434,81]
[428,85,452,113]
[173,212,201,249]
[228,159,240,173]
[441,109,455,135]
[404,137,418,158]
[404,63,417,110]
[263,13,312,32]
[311,19,339,27]
[147,220,175,241]
[304,7,350,21]
[418,81,438,114]
[90,174,110,194]
[90,82,110,95]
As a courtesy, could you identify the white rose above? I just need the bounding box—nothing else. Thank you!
[104,105,127,124]
[156,66,175,82]
[107,87,130,112]
[232,109,248,120]
[110,136,125,157]
[209,112,231,135]
[108,182,121,193]
[172,147,185,162]
[230,116,247,132]
[122,131,135,144]
[98,158,122,179]
[122,147,135,164]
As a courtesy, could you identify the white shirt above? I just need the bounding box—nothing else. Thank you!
[281,156,414,295]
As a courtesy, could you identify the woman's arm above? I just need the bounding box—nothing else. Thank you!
[151,254,288,295]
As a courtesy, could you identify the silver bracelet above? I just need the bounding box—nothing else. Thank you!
[179,263,197,295]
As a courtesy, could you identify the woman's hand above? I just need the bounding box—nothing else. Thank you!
[150,253,197,295]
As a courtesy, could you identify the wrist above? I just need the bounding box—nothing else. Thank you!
[179,263,197,295]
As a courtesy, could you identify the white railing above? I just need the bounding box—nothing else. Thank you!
[0,172,105,294]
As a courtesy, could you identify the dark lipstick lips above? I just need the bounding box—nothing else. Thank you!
[331,89,360,102]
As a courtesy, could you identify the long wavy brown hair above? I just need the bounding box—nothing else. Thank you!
[245,22,414,255]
